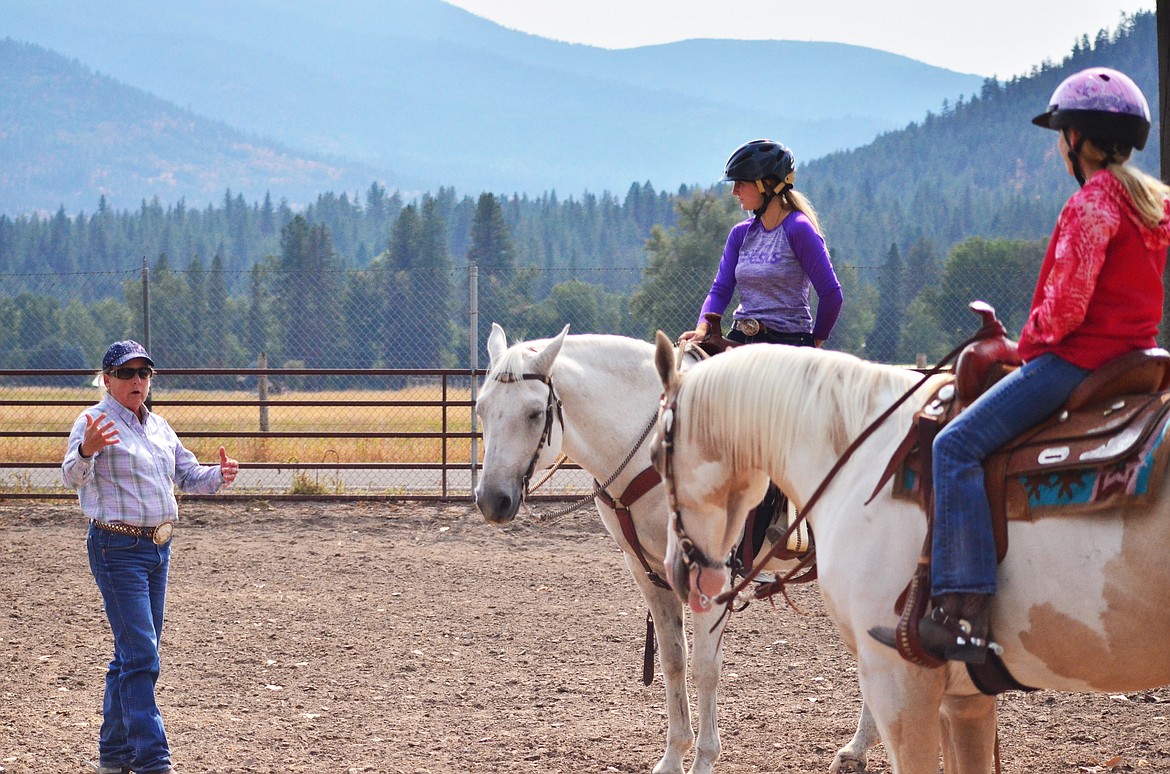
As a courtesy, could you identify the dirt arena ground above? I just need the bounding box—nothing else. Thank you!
[2,499,1168,773]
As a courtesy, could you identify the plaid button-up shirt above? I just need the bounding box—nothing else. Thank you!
[62,395,223,526]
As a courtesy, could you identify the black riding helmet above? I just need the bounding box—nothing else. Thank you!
[722,139,797,216]
[722,139,795,183]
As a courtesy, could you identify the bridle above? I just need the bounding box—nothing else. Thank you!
[657,392,733,584]
[658,306,1012,613]
[493,371,563,499]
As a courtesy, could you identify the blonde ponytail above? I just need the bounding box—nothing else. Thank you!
[1080,138,1170,229]
[1108,163,1170,230]
[782,188,826,240]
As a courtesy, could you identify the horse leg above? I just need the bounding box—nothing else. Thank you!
[688,605,726,774]
[857,650,947,774]
[829,701,880,773]
[627,558,695,774]
[939,690,998,774]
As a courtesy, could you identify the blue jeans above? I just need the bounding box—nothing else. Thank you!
[931,353,1090,596]
[87,525,172,773]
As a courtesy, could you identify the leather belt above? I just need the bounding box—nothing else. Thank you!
[732,319,815,346]
[733,318,763,336]
[92,520,175,545]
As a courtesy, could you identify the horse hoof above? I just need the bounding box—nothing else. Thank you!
[828,754,868,774]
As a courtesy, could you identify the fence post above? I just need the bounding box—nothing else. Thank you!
[142,256,152,409]
[469,263,479,493]
[258,352,269,432]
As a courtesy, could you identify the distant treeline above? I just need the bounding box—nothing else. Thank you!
[1,183,1050,387]
[0,186,690,380]
[0,180,681,298]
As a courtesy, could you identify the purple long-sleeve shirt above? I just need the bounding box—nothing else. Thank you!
[699,212,843,341]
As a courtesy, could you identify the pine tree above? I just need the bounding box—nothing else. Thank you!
[867,243,904,363]
[466,193,519,364]
[245,260,273,364]
[629,190,741,339]
[415,195,453,368]
[276,216,313,366]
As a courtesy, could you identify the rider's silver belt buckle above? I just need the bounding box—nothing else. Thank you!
[92,519,175,545]
[736,318,761,336]
[152,520,175,545]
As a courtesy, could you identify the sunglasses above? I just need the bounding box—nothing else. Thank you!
[107,367,154,380]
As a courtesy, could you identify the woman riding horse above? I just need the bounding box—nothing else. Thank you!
[871,67,1170,665]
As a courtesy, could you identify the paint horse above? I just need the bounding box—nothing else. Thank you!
[651,329,1170,773]
[475,323,878,774]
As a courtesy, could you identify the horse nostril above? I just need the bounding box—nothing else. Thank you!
[477,490,518,524]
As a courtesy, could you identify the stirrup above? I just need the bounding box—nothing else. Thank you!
[919,605,1002,664]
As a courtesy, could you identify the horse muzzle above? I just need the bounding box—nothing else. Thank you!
[666,537,730,613]
[474,483,522,524]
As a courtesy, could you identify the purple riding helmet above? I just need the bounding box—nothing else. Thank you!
[1032,67,1151,158]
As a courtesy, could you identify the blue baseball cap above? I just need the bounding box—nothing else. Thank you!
[102,340,155,370]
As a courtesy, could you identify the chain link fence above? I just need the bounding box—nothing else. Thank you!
[0,260,1043,499]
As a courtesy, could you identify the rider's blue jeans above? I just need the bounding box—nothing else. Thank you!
[87,525,173,774]
[931,353,1090,596]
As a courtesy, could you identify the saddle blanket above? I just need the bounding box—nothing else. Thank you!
[892,390,1170,521]
[1017,413,1169,513]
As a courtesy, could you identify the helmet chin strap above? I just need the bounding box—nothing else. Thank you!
[752,179,793,218]
[1063,128,1088,187]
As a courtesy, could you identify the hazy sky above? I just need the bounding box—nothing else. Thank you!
[442,0,1153,78]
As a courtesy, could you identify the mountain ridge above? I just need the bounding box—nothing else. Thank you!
[1,0,984,213]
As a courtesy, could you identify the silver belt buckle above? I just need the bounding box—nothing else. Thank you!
[152,521,175,545]
[738,318,761,336]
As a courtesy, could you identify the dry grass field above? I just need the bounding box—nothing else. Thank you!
[1,383,477,466]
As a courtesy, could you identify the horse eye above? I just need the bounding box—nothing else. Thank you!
[527,410,542,421]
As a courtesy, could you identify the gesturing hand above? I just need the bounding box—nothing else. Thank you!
[80,413,119,458]
[219,446,240,487]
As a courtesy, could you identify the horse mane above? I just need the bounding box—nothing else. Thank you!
[677,345,927,474]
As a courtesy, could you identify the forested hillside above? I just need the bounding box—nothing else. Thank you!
[0,12,1160,376]
[4,0,982,201]
[803,11,1159,272]
[0,39,387,214]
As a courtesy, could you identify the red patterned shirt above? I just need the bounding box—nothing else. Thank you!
[1018,170,1170,369]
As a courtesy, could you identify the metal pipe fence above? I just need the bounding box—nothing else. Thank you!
[0,252,1046,503]
[0,366,592,502]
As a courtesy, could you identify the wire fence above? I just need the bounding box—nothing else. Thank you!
[0,260,1044,499]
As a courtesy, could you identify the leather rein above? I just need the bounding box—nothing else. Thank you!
[658,321,1006,619]
[497,344,705,586]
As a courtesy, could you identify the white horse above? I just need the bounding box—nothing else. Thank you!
[474,323,879,774]
[651,331,1170,773]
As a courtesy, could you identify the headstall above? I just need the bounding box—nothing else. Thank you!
[657,393,732,579]
[494,371,564,499]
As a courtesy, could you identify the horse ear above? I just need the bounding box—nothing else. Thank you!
[531,324,570,376]
[654,330,678,391]
[487,323,508,367]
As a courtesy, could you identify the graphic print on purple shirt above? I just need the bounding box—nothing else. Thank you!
[699,212,842,340]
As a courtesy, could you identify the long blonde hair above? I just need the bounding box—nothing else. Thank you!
[781,187,826,239]
[1081,139,1170,229]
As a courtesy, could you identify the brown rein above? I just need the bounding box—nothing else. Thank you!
[657,318,1006,620]
[711,321,1007,608]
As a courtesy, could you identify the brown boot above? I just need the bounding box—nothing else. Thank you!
[918,592,993,664]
